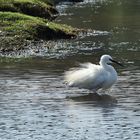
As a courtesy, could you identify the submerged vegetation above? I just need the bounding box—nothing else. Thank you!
[0,0,80,52]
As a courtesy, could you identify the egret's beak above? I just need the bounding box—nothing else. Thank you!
[110,59,123,67]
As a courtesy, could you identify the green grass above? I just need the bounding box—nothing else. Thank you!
[0,12,43,39]
[0,11,77,40]
[0,0,79,51]
[0,0,77,41]
[0,0,51,7]
[0,0,58,19]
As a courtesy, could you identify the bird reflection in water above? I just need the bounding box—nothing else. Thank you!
[66,93,117,104]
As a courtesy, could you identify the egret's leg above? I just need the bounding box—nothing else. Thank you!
[88,89,97,95]
[91,90,100,97]
[105,89,112,95]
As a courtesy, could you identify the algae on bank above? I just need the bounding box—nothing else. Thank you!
[0,0,58,19]
[0,11,78,51]
[0,0,80,52]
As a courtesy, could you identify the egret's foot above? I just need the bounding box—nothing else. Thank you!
[88,92,102,98]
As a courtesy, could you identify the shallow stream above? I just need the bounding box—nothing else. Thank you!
[0,0,140,139]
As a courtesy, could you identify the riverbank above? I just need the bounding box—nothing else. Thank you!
[0,0,81,52]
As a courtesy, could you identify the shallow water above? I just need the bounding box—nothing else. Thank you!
[0,0,140,139]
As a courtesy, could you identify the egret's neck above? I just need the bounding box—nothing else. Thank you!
[99,60,117,81]
[99,61,113,71]
[100,60,108,68]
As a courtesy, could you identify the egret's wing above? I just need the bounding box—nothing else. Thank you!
[64,63,93,86]
[64,63,107,90]
[79,62,95,68]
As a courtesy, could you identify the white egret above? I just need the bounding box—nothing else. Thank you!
[64,55,123,94]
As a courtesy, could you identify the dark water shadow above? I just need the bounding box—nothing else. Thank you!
[66,93,117,106]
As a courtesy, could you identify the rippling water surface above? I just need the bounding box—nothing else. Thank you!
[0,0,140,139]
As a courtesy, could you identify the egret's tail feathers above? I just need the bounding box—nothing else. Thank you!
[64,70,76,87]
[79,62,94,68]
[64,66,95,88]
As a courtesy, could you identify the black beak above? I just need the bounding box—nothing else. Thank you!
[110,59,123,67]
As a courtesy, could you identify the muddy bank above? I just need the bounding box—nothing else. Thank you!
[49,0,83,4]
[0,0,81,52]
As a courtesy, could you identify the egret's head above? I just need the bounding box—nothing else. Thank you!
[100,55,113,64]
[100,55,123,66]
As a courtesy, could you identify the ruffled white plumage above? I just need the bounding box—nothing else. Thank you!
[64,55,119,92]
[64,63,110,91]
